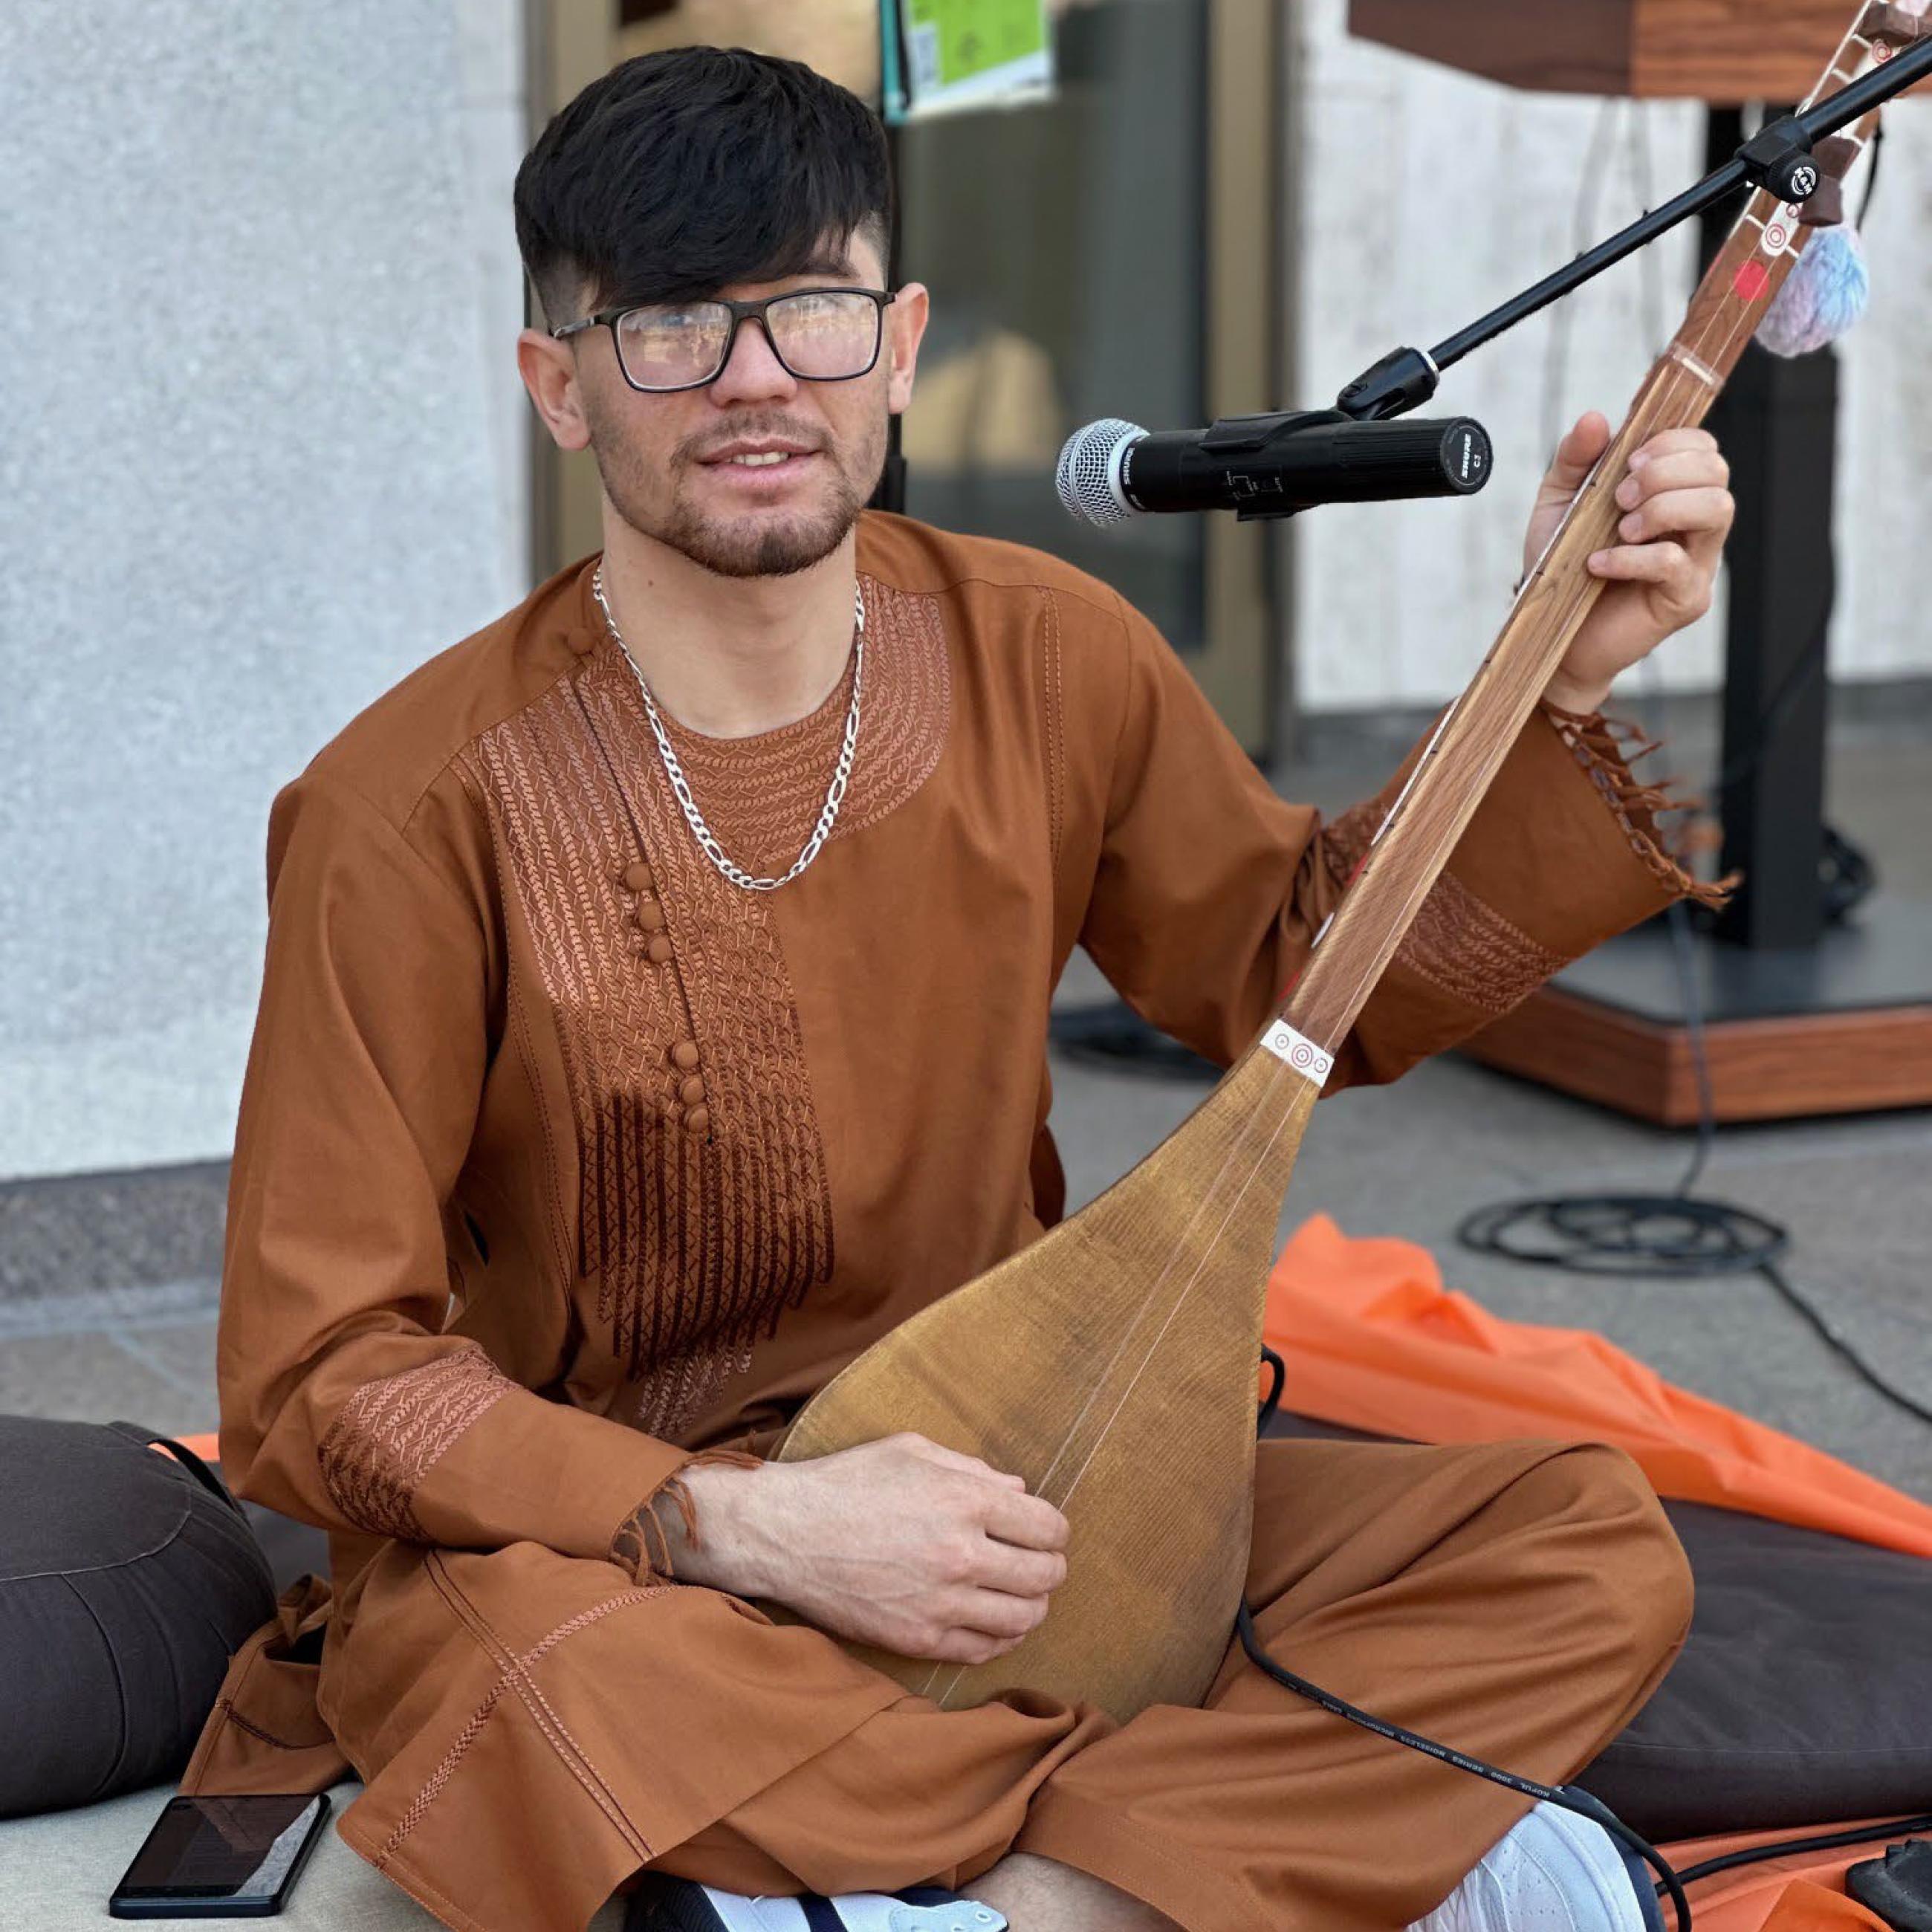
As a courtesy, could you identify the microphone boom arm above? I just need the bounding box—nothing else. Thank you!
[1335,33,1932,422]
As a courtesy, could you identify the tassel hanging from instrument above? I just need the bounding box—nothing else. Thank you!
[1758,224,1870,357]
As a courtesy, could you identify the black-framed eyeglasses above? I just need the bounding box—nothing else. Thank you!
[552,287,897,393]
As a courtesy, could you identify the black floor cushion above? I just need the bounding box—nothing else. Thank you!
[1263,1413,1932,1837]
[0,1415,275,1818]
[1576,1499,1932,1839]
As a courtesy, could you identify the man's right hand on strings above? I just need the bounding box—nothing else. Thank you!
[669,1434,1071,1665]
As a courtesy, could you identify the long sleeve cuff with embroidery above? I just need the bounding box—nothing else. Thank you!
[1074,590,1723,1089]
[1306,698,1726,1086]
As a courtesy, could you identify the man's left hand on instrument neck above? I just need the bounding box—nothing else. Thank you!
[1528,411,1736,716]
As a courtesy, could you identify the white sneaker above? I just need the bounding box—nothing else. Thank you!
[1407,1799,1663,1932]
[626,1876,1007,1932]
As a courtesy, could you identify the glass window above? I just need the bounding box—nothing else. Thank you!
[896,1,1210,653]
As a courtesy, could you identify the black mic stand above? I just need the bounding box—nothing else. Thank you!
[1323,42,1932,1126]
[1329,39,1931,420]
[1053,42,1932,1105]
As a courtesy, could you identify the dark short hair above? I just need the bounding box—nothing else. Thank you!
[514,44,893,328]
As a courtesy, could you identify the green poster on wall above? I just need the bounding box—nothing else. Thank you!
[886,0,1054,122]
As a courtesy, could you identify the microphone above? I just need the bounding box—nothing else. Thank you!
[1056,409,1493,528]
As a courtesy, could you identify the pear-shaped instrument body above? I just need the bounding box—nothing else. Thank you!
[773,1048,1317,1722]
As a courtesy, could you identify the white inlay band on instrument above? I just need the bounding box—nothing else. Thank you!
[1667,343,1721,389]
[1260,1020,1335,1087]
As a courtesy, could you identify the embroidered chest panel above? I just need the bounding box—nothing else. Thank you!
[458,574,950,1438]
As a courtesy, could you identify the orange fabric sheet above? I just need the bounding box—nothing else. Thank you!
[1264,1214,1932,1557]
[1656,1818,1927,1931]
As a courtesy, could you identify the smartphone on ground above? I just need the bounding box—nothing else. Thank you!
[108,1792,331,1917]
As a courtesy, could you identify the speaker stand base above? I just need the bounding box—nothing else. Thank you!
[1462,900,1932,1124]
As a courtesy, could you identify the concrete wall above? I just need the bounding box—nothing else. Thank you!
[0,0,531,1183]
[4,0,1925,1185]
[1288,0,1931,711]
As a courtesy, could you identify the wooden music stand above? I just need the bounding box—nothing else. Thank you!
[1349,0,1932,1124]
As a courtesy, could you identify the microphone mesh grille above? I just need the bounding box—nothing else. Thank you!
[1054,418,1144,528]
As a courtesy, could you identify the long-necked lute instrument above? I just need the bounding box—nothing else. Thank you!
[773,1,1921,1722]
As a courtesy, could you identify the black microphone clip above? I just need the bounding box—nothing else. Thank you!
[1192,410,1350,522]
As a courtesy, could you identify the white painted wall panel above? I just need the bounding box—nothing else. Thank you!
[1289,0,1926,710]
[1835,95,1932,681]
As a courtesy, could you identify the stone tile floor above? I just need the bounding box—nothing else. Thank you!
[2,690,1928,1500]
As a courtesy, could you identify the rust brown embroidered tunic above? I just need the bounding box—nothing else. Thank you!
[183,510,1703,1932]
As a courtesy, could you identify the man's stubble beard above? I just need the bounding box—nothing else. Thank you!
[590,411,889,581]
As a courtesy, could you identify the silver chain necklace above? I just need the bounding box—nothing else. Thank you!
[590,563,863,893]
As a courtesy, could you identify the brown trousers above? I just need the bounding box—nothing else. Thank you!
[632,1436,1693,1932]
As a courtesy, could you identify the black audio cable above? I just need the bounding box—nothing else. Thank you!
[1241,1347,1693,1930]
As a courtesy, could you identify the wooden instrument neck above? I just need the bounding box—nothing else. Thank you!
[1275,385,1673,1054]
[1275,61,1888,1058]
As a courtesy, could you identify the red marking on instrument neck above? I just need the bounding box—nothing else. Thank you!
[1734,259,1772,302]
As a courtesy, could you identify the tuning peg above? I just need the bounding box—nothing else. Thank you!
[1858,4,1928,51]
[1812,134,1864,178]
[1798,176,1848,227]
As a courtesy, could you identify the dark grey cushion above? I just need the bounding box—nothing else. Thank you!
[0,1416,275,1819]
[1264,1412,1932,1838]
[1577,1499,1932,1838]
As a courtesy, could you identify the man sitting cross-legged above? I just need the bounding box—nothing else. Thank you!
[201,44,1734,1932]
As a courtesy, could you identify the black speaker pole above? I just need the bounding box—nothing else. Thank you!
[1699,108,1835,950]
[874,38,909,518]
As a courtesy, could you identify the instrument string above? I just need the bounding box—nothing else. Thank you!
[924,1069,1315,1705]
[1031,25,1901,1932]
[991,328,1714,1612]
[1043,1083,1312,1516]
[1218,40,1896,1932]
[1022,1058,1323,1500]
